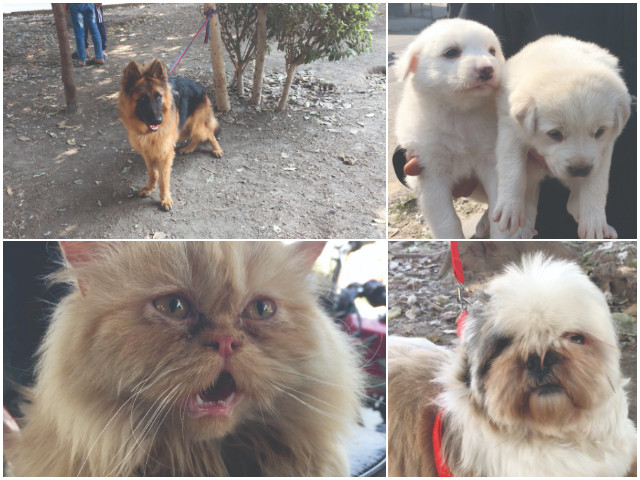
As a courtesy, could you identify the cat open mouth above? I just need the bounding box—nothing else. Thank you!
[186,372,244,419]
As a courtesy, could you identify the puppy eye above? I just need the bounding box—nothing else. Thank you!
[154,92,162,100]
[594,127,606,139]
[565,333,586,345]
[546,130,564,142]
[242,298,277,320]
[154,294,191,320]
[443,48,461,59]
[488,47,497,56]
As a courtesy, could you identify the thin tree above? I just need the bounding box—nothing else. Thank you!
[205,3,230,112]
[217,4,258,96]
[251,4,268,105]
[51,3,77,113]
[268,3,378,111]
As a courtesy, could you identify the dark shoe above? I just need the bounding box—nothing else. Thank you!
[72,51,79,59]
[86,58,105,66]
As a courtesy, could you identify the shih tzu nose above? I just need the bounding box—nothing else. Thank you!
[526,350,560,380]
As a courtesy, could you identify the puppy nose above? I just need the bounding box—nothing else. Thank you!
[477,66,494,81]
[526,351,559,377]
[567,164,592,177]
[207,334,242,358]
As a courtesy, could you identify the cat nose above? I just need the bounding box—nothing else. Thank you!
[208,334,242,357]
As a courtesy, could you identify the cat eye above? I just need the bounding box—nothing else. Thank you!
[154,294,191,320]
[242,298,277,320]
[546,129,564,142]
[443,48,461,59]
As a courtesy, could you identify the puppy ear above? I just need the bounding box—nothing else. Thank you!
[511,96,537,135]
[395,40,422,81]
[121,61,143,93]
[613,94,631,135]
[145,58,168,82]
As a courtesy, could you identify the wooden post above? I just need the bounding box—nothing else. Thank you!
[205,3,230,112]
[251,3,268,106]
[51,3,77,113]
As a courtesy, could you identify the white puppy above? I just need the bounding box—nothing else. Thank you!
[492,35,631,239]
[395,18,505,239]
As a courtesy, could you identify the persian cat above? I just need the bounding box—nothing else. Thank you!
[8,241,363,476]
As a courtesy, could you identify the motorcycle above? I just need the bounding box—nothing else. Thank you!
[325,241,387,422]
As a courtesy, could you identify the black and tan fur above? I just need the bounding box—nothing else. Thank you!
[118,59,223,211]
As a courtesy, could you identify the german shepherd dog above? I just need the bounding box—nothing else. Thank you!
[118,59,223,211]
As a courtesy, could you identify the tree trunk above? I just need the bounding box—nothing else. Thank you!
[276,62,298,112]
[51,3,77,113]
[251,3,268,105]
[236,66,244,96]
[205,3,230,112]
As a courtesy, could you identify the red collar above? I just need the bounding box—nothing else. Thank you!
[432,409,452,476]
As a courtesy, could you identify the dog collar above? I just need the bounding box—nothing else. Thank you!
[433,409,452,477]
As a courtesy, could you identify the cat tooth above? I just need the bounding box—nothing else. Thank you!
[196,394,205,406]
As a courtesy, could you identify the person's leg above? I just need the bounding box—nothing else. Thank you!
[95,5,107,50]
[67,4,87,63]
[83,4,104,61]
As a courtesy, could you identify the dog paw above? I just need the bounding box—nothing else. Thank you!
[212,148,224,158]
[137,187,154,198]
[160,197,173,211]
[578,221,617,239]
[492,201,524,235]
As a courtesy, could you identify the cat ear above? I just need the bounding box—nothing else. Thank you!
[58,241,105,295]
[290,241,327,271]
[59,241,104,267]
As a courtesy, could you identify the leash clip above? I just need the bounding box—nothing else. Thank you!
[456,281,470,312]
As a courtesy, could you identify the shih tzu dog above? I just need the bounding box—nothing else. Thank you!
[389,254,637,476]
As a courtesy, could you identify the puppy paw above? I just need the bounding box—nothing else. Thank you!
[212,147,224,158]
[492,201,524,235]
[160,197,173,211]
[578,220,617,239]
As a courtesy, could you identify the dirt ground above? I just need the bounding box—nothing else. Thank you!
[388,241,638,425]
[3,4,387,239]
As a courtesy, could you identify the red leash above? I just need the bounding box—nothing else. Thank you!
[432,242,468,476]
[450,241,467,338]
[169,9,216,74]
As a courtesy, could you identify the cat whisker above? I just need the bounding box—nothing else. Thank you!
[272,384,348,422]
[111,383,181,476]
[269,366,357,389]
[143,385,183,475]
[76,367,177,476]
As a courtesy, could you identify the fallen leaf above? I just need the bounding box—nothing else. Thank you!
[122,166,131,174]
[18,136,31,142]
[67,138,76,145]
[74,179,84,185]
[33,172,46,177]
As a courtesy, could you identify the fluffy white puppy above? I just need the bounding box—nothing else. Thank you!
[395,18,505,239]
[492,35,631,239]
[389,254,637,476]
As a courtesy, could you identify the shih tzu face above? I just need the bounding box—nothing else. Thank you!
[463,254,621,436]
[389,253,636,477]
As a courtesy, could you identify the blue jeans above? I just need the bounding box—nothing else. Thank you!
[68,3,103,62]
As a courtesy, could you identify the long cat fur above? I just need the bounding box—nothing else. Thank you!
[8,241,363,476]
